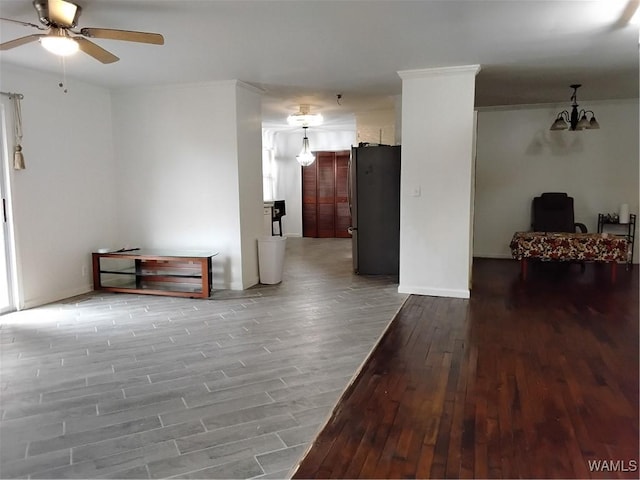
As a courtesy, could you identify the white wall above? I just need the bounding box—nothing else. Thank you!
[111,80,263,290]
[271,127,356,236]
[0,65,118,308]
[474,99,639,263]
[356,108,395,145]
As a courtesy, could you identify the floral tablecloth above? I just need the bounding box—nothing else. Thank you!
[510,232,629,262]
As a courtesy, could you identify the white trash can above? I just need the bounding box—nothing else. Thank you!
[258,236,287,284]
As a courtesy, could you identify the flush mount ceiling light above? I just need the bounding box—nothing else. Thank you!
[287,104,323,127]
[550,84,600,131]
[296,126,315,167]
[40,27,78,56]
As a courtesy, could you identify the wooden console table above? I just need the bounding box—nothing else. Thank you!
[92,249,218,298]
[509,232,629,281]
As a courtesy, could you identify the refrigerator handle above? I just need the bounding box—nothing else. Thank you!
[348,151,353,216]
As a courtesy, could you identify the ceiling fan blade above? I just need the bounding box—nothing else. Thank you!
[613,0,639,27]
[80,27,164,45]
[0,34,44,50]
[47,0,81,27]
[0,17,44,29]
[75,37,119,64]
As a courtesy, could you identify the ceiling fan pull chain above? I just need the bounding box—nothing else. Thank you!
[12,95,25,170]
[58,56,69,94]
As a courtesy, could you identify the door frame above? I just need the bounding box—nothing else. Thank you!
[0,103,19,314]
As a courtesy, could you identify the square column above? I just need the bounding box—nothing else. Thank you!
[397,65,480,298]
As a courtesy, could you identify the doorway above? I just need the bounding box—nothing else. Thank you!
[302,150,351,238]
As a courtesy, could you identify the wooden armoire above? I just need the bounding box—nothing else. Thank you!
[302,150,351,238]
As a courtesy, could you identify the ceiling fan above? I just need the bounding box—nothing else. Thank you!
[0,0,164,64]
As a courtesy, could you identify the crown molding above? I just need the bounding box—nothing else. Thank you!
[398,65,481,80]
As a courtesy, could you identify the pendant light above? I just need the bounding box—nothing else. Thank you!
[550,84,600,131]
[296,126,315,167]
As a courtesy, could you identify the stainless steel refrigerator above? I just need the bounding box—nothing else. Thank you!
[349,145,401,275]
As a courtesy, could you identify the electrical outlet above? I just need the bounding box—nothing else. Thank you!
[82,265,88,277]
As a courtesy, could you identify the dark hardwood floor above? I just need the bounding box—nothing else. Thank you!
[292,259,639,479]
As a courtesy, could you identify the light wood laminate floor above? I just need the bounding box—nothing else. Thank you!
[1,238,406,479]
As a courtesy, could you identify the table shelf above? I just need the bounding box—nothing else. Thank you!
[597,213,636,267]
[92,249,218,298]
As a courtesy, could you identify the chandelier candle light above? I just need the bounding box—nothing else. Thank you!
[296,126,315,167]
[550,84,600,131]
[287,104,322,166]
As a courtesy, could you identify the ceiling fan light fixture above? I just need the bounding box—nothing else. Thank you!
[40,30,78,56]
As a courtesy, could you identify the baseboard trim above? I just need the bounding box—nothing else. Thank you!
[21,285,92,310]
[398,284,470,299]
[473,253,513,260]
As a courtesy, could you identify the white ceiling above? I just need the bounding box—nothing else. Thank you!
[1,0,638,129]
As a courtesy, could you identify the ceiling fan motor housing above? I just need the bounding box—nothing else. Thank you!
[33,0,82,28]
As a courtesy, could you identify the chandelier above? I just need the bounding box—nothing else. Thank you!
[296,126,315,167]
[550,84,600,131]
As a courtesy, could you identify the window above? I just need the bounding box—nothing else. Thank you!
[262,147,276,202]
